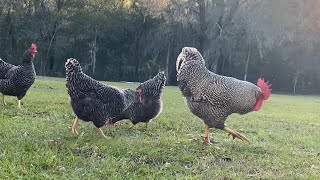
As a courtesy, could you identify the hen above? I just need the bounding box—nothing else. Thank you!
[176,47,271,145]
[65,58,135,137]
[109,71,166,129]
[0,43,37,108]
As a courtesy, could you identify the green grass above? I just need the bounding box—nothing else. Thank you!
[0,76,320,179]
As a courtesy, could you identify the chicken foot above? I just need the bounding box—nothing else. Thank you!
[127,122,148,130]
[203,124,211,145]
[128,124,135,129]
[223,127,250,142]
[71,116,79,135]
[96,128,106,138]
[17,100,21,109]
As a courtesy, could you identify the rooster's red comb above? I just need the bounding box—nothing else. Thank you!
[257,78,272,100]
[31,43,37,49]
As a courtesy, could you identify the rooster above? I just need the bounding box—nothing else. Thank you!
[0,43,37,108]
[65,58,135,138]
[176,47,271,145]
[109,71,166,129]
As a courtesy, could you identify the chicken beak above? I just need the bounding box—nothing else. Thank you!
[66,59,70,66]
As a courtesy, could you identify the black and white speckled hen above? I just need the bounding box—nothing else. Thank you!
[176,47,271,145]
[0,43,37,108]
[65,58,135,138]
[109,71,166,129]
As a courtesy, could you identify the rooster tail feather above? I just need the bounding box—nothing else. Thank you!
[253,78,272,111]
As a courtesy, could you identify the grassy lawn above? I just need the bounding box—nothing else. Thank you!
[0,76,319,179]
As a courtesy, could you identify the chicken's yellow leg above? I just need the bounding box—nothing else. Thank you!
[17,100,21,109]
[2,94,6,105]
[97,128,106,138]
[203,124,210,145]
[223,127,250,142]
[128,124,135,129]
[71,116,79,135]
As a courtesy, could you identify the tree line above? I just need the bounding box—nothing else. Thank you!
[0,0,319,94]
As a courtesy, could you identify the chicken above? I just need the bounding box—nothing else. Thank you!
[176,47,271,145]
[65,58,135,138]
[109,71,166,129]
[0,43,37,108]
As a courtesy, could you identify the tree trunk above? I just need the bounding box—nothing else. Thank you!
[216,53,224,75]
[293,1,304,95]
[117,53,124,81]
[90,27,98,78]
[43,23,59,75]
[165,40,171,79]
[293,74,298,95]
[133,42,140,81]
[244,38,252,81]
[133,31,143,81]
[197,0,206,54]
[293,60,301,95]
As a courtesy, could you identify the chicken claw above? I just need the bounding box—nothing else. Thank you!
[17,100,22,109]
[71,116,79,135]
[128,124,135,129]
[97,128,106,138]
[223,127,250,142]
[203,124,211,145]
[203,137,211,145]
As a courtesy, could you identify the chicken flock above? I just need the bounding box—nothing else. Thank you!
[1,44,271,145]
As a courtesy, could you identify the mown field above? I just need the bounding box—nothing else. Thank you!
[0,76,319,179]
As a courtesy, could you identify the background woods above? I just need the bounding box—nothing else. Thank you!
[0,0,319,94]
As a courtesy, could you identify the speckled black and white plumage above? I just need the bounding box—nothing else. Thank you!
[65,58,135,128]
[176,47,262,130]
[111,71,166,126]
[0,58,15,79]
[0,44,37,101]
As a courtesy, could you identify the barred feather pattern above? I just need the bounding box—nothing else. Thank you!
[0,50,36,100]
[65,58,135,128]
[176,47,261,129]
[0,58,15,79]
[111,71,166,125]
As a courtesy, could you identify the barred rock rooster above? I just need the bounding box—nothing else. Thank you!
[109,71,166,129]
[176,47,271,145]
[65,58,135,138]
[0,43,37,108]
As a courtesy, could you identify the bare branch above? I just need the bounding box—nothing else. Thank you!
[216,23,223,36]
